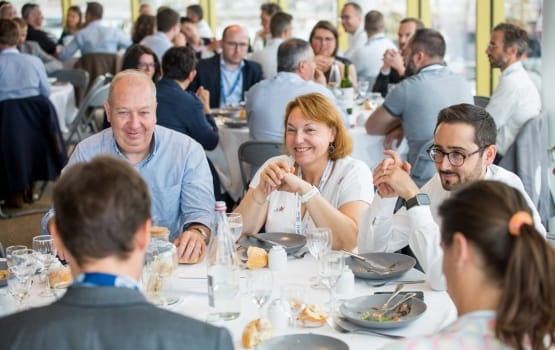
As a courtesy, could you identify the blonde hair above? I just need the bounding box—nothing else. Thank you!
[283,93,352,160]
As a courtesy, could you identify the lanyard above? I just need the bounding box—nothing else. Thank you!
[220,67,243,106]
[73,272,139,290]
[295,160,334,234]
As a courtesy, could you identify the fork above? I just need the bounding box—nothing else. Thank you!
[331,316,405,339]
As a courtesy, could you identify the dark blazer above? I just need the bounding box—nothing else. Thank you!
[0,287,234,350]
[156,78,219,151]
[188,54,263,108]
[372,67,403,97]
[26,26,57,55]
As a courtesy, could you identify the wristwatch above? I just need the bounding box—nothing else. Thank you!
[405,193,430,210]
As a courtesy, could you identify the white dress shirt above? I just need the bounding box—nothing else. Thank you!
[351,33,396,80]
[486,61,541,155]
[344,24,367,59]
[197,20,213,39]
[249,37,283,79]
[358,164,546,291]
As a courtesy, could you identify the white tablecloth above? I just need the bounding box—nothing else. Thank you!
[207,124,407,201]
[0,255,457,349]
[49,83,78,134]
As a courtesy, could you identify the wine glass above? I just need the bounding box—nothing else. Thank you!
[226,213,243,242]
[328,62,341,90]
[6,245,27,269]
[305,227,331,288]
[280,283,306,327]
[247,269,273,318]
[319,251,345,316]
[357,80,370,100]
[9,248,37,310]
[143,238,178,306]
[32,235,58,297]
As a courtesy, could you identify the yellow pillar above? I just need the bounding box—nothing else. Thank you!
[199,0,216,36]
[275,0,287,12]
[337,0,348,53]
[406,0,431,28]
[475,0,504,96]
[61,0,73,24]
[130,0,140,22]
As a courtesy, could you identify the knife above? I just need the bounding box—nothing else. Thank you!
[342,250,392,273]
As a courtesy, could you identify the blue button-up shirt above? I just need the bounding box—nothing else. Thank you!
[220,59,244,107]
[59,20,131,61]
[0,48,50,101]
[42,125,215,240]
[140,31,172,62]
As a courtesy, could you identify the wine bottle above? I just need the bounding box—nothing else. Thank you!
[340,63,354,115]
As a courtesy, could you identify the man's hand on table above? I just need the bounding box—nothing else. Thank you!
[173,227,208,264]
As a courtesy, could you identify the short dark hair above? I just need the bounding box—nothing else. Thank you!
[180,16,193,25]
[493,22,529,58]
[162,45,197,81]
[156,7,179,32]
[277,38,313,72]
[53,156,151,267]
[186,4,203,19]
[21,3,38,20]
[122,44,161,82]
[410,28,446,58]
[260,2,281,16]
[269,12,292,38]
[438,180,555,350]
[435,103,497,149]
[400,17,424,30]
[86,2,103,20]
[343,2,362,13]
[0,18,19,45]
[131,14,156,44]
[364,10,384,35]
[309,20,339,56]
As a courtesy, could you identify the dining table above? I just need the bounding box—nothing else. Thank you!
[0,253,456,349]
[207,109,408,201]
[49,82,78,134]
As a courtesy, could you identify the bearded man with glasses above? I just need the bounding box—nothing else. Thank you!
[358,103,546,291]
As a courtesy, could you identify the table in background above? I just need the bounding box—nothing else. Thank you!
[49,82,78,134]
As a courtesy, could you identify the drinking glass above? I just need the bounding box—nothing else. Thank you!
[7,267,32,310]
[357,80,370,100]
[9,249,37,310]
[328,63,341,95]
[6,245,27,269]
[226,213,243,242]
[143,239,178,306]
[305,228,331,288]
[247,269,273,318]
[319,251,345,316]
[32,235,58,297]
[281,283,306,327]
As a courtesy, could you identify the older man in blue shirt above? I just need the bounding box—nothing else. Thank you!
[58,2,131,61]
[42,69,214,263]
[0,18,50,101]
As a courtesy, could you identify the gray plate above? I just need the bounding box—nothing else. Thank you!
[212,107,243,117]
[238,233,306,255]
[223,119,248,128]
[345,252,415,280]
[255,334,349,350]
[340,294,426,329]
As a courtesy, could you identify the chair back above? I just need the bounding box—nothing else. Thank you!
[238,141,283,191]
[410,138,435,187]
[50,68,90,105]
[473,95,490,108]
[74,53,121,92]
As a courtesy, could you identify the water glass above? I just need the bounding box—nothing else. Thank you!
[6,245,27,268]
[226,213,243,242]
[7,268,32,310]
[357,80,370,100]
[281,283,306,327]
[306,227,331,288]
[32,235,58,297]
[319,251,345,315]
[247,269,273,318]
[143,239,178,306]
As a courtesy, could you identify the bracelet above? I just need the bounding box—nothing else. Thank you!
[301,186,319,203]
[190,226,209,242]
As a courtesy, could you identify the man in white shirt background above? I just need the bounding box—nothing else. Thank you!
[340,2,366,59]
[186,4,213,39]
[358,103,546,291]
[485,22,541,159]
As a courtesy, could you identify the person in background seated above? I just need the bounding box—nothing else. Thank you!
[21,3,58,55]
[13,17,62,74]
[252,2,281,51]
[42,70,215,264]
[235,93,373,251]
[131,14,156,45]
[139,3,153,16]
[186,4,213,39]
[0,156,234,349]
[340,2,366,59]
[382,180,555,350]
[140,7,184,62]
[122,44,160,82]
[58,5,82,45]
[180,17,217,60]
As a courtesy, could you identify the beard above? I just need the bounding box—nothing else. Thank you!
[488,54,508,69]
[439,170,461,191]
[404,60,418,77]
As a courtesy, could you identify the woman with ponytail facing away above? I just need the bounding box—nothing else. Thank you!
[383,180,555,350]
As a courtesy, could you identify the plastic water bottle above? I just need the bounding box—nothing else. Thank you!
[207,201,241,320]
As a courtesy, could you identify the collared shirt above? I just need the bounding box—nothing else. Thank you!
[196,19,213,39]
[140,31,173,62]
[246,72,348,141]
[351,32,396,80]
[220,59,244,107]
[486,61,541,155]
[344,24,367,59]
[59,20,131,61]
[73,272,139,290]
[249,37,284,79]
[41,125,215,240]
[0,48,50,101]
[358,164,546,291]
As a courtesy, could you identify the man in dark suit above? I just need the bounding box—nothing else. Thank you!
[21,3,58,55]
[189,24,263,108]
[0,156,234,350]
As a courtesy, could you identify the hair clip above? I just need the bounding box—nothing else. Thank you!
[508,211,533,236]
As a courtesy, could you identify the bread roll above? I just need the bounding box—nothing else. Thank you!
[242,318,274,348]
[246,246,268,269]
[298,304,327,327]
[48,266,72,287]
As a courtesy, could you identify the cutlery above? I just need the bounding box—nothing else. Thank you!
[251,235,283,247]
[331,316,404,339]
[341,250,392,273]
[367,279,426,287]
[375,283,404,314]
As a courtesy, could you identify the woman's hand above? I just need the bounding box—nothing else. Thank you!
[256,161,295,194]
[314,55,334,73]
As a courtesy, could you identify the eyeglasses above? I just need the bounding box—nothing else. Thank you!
[312,36,335,43]
[223,41,248,49]
[427,147,484,167]
[137,62,157,69]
